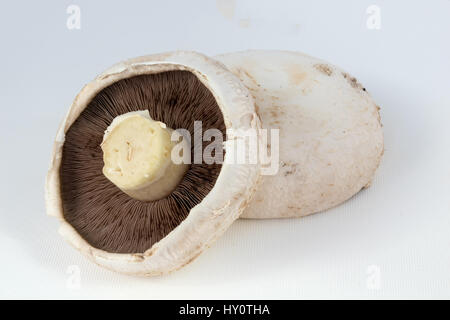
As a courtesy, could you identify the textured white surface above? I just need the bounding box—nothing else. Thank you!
[0,0,449,299]
[216,50,384,218]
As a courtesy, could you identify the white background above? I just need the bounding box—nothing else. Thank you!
[0,0,449,299]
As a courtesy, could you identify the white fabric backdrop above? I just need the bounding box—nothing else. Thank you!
[0,0,449,299]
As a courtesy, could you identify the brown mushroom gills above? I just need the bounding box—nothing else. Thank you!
[60,71,225,253]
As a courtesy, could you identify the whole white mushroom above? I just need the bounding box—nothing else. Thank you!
[215,50,384,219]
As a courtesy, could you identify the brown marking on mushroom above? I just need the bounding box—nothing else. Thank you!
[266,105,286,120]
[177,251,203,270]
[375,105,382,125]
[143,246,156,257]
[235,68,260,88]
[254,103,260,115]
[242,70,260,87]
[342,72,364,91]
[284,170,294,177]
[287,205,303,212]
[314,63,333,76]
[285,64,308,85]
[282,162,298,177]
[131,254,145,262]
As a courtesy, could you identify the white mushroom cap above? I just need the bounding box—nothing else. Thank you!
[45,51,261,275]
[215,50,384,219]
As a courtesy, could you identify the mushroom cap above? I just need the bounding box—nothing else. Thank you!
[46,51,261,275]
[215,50,383,219]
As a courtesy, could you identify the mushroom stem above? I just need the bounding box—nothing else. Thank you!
[101,110,189,201]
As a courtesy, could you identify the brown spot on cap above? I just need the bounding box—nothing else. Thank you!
[286,64,308,85]
[314,63,333,76]
[342,72,364,90]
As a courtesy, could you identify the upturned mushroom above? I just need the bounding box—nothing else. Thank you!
[215,50,384,219]
[46,51,261,275]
